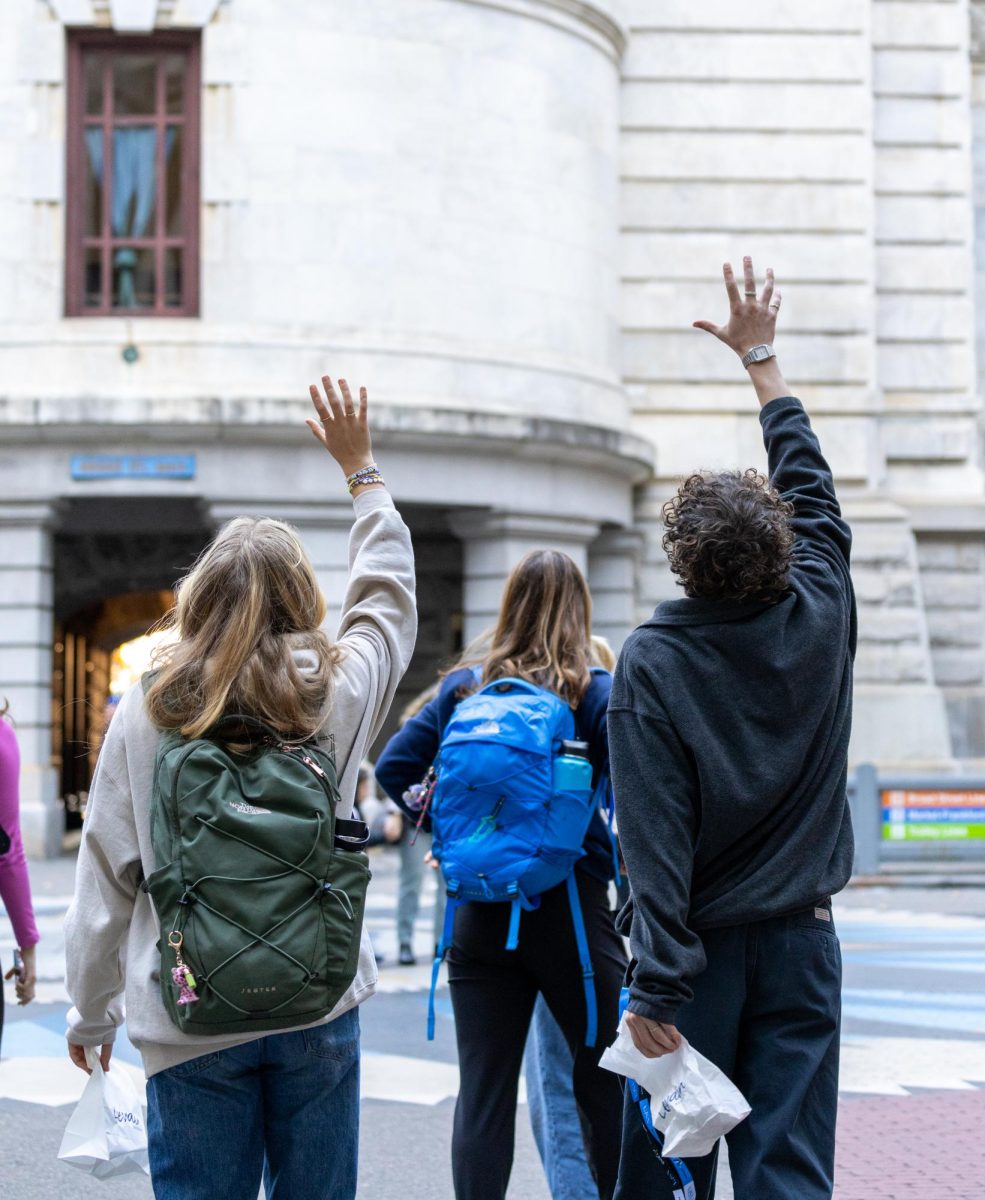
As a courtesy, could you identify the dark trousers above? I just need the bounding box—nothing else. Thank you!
[447,871,627,1200]
[615,902,841,1200]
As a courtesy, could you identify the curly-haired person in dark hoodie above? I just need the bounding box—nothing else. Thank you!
[610,257,854,1200]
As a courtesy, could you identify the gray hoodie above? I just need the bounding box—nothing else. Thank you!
[64,488,417,1077]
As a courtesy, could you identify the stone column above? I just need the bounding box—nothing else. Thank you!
[588,527,644,654]
[449,512,601,646]
[847,498,953,767]
[208,502,355,638]
[0,503,61,858]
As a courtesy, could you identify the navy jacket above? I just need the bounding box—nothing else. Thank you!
[375,666,615,883]
[609,396,856,1025]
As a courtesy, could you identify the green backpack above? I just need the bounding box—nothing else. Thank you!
[141,709,371,1037]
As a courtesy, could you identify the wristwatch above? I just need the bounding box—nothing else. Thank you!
[741,343,775,369]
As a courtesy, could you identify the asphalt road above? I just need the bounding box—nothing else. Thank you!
[2,852,985,1199]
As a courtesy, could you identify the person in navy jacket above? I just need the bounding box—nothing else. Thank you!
[376,551,626,1200]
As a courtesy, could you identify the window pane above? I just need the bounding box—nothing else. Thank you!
[113,55,157,115]
[165,126,182,235]
[112,247,155,309]
[164,248,183,308]
[83,129,104,236]
[84,54,104,115]
[84,248,103,308]
[165,54,185,115]
[111,127,157,236]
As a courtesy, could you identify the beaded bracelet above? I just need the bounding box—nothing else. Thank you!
[345,463,380,486]
[347,473,385,495]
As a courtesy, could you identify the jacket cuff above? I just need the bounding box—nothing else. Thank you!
[66,1029,119,1047]
[627,995,681,1025]
[758,395,802,423]
[65,1002,122,1047]
[351,487,394,514]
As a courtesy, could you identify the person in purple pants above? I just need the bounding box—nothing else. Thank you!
[0,704,40,1049]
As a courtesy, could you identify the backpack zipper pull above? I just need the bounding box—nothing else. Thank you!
[301,754,326,778]
[277,742,326,777]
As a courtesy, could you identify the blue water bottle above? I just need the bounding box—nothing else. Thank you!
[553,740,593,793]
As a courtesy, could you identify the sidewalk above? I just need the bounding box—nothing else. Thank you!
[837,1091,985,1200]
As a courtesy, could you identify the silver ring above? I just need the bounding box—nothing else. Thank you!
[769,301,781,309]
[744,291,757,297]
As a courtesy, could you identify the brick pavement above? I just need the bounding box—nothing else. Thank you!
[836,1089,985,1198]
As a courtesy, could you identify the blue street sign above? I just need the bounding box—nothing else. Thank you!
[71,454,196,481]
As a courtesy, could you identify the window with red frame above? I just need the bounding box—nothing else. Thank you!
[65,32,201,317]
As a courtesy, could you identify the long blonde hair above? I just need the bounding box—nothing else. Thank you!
[473,549,593,707]
[145,517,343,740]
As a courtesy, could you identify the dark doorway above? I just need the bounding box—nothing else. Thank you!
[53,497,212,824]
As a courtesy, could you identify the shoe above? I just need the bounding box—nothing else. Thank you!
[398,943,416,966]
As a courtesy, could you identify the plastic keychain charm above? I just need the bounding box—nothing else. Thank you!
[168,930,200,1006]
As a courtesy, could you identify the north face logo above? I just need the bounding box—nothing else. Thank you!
[473,721,501,736]
[229,801,271,816]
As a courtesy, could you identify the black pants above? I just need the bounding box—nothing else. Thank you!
[615,902,842,1200]
[447,871,627,1200]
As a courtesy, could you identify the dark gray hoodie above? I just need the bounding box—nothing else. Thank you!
[610,396,856,1025]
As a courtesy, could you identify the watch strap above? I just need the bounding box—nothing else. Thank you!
[741,343,776,369]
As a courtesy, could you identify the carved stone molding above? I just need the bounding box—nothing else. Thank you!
[455,0,626,61]
[44,0,226,29]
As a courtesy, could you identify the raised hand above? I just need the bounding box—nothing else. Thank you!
[693,256,781,360]
[306,376,375,478]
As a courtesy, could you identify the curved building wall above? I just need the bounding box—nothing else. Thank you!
[0,0,645,856]
[4,0,627,430]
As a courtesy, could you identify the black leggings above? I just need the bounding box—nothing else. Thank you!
[447,871,627,1200]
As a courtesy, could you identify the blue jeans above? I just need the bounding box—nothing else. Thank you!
[615,903,841,1200]
[525,994,599,1199]
[146,1006,360,1200]
[397,825,446,948]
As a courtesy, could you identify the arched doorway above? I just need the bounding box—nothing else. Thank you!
[53,497,212,826]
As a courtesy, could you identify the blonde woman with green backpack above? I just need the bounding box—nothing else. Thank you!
[64,378,417,1200]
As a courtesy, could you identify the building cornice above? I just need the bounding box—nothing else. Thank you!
[44,0,622,53]
[0,401,654,480]
[45,0,225,29]
[453,0,626,62]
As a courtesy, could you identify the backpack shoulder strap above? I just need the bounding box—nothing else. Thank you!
[427,881,461,1041]
[566,872,597,1048]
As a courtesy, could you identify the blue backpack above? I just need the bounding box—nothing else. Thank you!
[427,674,609,1046]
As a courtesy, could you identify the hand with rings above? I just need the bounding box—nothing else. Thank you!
[693,256,781,360]
[306,376,377,479]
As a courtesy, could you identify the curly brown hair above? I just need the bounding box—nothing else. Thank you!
[662,469,795,603]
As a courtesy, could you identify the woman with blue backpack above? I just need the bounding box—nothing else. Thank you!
[375,550,626,1200]
[64,377,417,1200]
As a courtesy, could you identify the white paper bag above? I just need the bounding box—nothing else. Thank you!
[600,1017,750,1157]
[58,1048,150,1179]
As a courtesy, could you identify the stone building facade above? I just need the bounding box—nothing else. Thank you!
[1,0,983,855]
